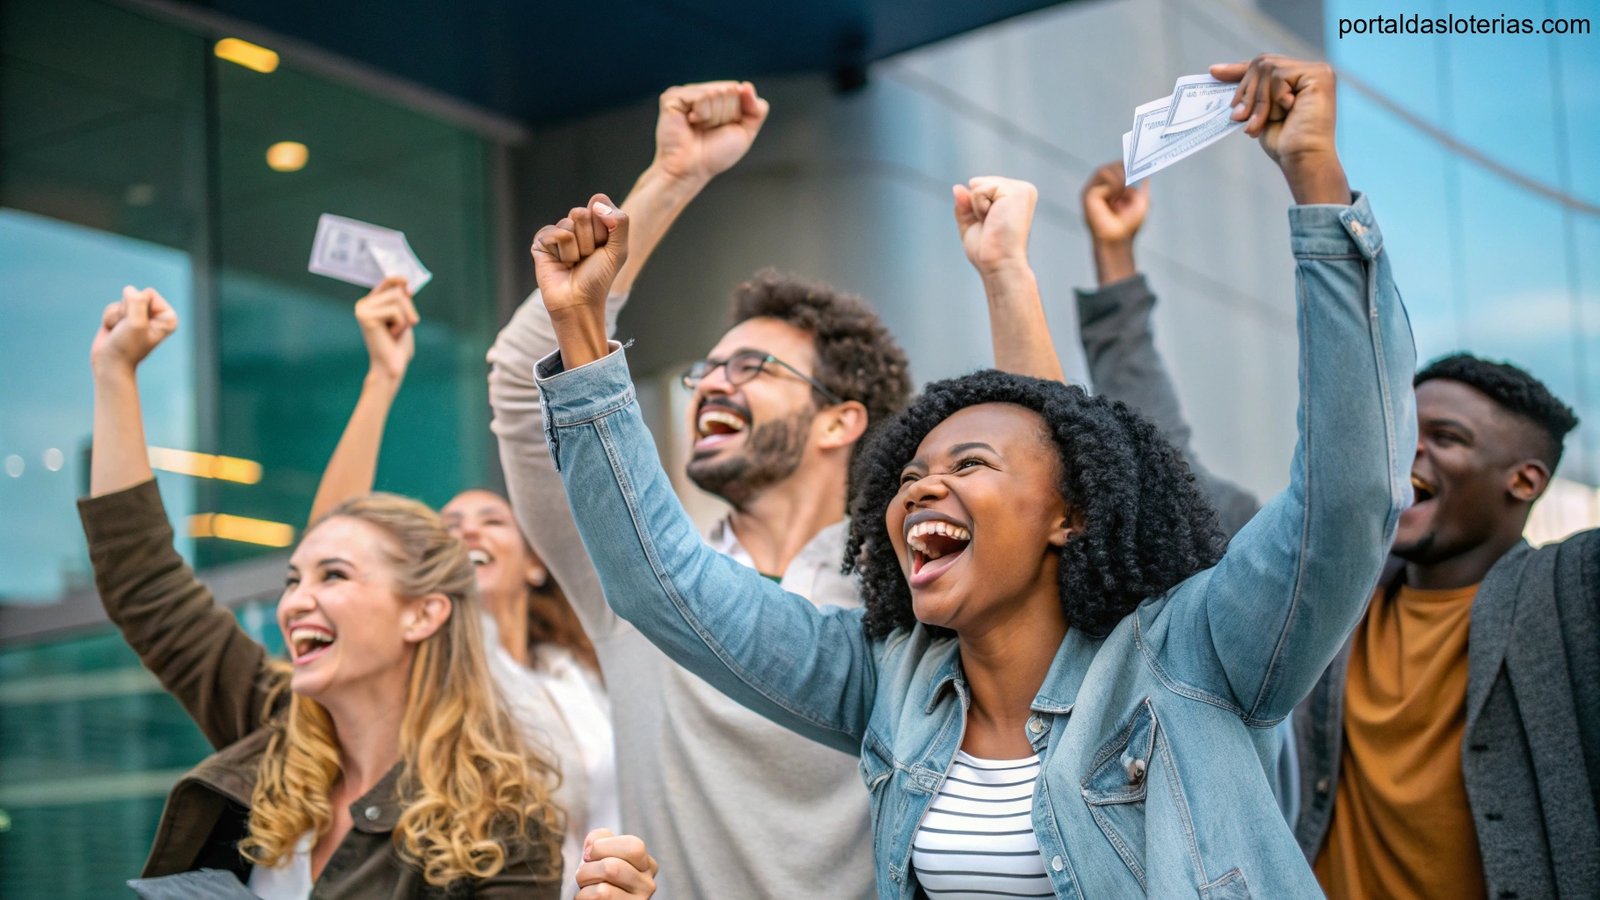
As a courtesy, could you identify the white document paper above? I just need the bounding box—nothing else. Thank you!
[308,214,433,292]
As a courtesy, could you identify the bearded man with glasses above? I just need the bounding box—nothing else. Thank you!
[488,79,1055,898]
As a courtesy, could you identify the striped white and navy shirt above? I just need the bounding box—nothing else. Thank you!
[911,751,1054,899]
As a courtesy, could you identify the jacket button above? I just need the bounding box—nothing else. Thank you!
[1315,777,1330,794]
[364,805,382,821]
[1051,855,1064,872]
[1027,717,1045,735]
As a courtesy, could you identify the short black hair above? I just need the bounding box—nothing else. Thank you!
[1415,353,1579,469]
[729,269,912,435]
[845,370,1227,640]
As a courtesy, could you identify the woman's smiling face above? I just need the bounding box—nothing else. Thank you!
[885,403,1074,634]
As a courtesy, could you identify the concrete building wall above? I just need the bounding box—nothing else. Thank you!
[510,0,1324,511]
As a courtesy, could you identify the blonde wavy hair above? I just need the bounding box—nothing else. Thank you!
[240,493,564,886]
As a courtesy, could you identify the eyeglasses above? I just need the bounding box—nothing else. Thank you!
[680,350,841,403]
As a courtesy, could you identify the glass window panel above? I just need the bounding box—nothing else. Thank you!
[206,56,498,568]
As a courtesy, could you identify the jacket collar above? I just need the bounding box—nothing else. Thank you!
[179,729,405,833]
[923,626,1098,716]
[1031,628,1101,714]
[1465,540,1531,733]
[347,765,405,833]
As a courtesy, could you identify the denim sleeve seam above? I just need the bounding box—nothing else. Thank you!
[549,393,637,428]
[1247,249,1400,722]
[593,412,860,740]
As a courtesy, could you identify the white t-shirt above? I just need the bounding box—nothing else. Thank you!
[912,751,1052,899]
[247,832,312,900]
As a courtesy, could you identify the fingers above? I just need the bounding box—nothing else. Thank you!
[102,300,125,332]
[672,81,745,127]
[123,285,152,329]
[575,830,658,898]
[146,288,180,335]
[952,184,977,232]
[738,81,770,126]
[572,206,597,259]
[590,194,629,265]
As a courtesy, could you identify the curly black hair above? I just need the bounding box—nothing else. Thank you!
[1415,353,1579,469]
[846,370,1228,640]
[730,269,912,432]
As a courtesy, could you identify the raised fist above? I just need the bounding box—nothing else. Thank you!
[653,81,770,184]
[91,286,179,373]
[953,176,1038,275]
[1080,162,1149,247]
[532,194,630,322]
[354,276,418,383]
[1212,55,1342,191]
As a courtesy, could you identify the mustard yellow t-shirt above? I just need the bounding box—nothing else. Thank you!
[1314,583,1485,899]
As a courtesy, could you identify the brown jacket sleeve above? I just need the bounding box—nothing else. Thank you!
[79,479,275,750]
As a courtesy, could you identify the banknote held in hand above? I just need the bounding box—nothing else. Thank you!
[308,214,433,293]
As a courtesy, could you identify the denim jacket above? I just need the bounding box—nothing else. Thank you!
[535,195,1415,899]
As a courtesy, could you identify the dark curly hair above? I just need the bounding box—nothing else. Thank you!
[1415,353,1579,469]
[730,268,913,437]
[845,370,1227,640]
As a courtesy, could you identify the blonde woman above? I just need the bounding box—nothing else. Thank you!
[85,287,658,899]
[307,276,618,898]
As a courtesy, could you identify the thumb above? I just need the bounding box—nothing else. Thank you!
[952,185,978,232]
[592,198,629,268]
[125,287,153,329]
[583,828,614,862]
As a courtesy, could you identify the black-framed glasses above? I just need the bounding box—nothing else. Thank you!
[680,350,842,403]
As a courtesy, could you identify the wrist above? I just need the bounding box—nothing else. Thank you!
[1092,240,1137,286]
[1280,151,1351,206]
[640,162,710,203]
[91,358,138,386]
[980,261,1038,302]
[976,256,1033,282]
[548,306,610,368]
[363,367,405,393]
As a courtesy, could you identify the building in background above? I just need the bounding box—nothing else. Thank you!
[1,0,1593,894]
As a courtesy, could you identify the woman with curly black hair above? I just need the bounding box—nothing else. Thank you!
[532,56,1417,898]
[847,369,1227,643]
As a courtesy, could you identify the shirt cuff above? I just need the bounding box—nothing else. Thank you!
[1075,273,1153,329]
[534,341,635,427]
[1289,190,1382,260]
[78,479,171,547]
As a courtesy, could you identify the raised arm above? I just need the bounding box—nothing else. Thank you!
[491,81,766,640]
[1074,162,1261,536]
[610,80,769,298]
[85,288,272,749]
[307,276,418,522]
[529,197,877,753]
[1143,56,1415,723]
[953,176,1064,382]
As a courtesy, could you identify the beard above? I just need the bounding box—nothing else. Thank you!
[686,407,813,509]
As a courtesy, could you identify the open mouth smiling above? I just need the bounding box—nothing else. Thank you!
[904,511,973,589]
[694,403,750,451]
[1411,473,1437,503]
[289,623,336,664]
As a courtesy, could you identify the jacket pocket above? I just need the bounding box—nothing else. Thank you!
[1201,868,1252,899]
[1080,699,1159,889]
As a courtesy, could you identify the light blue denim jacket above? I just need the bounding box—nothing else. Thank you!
[535,194,1415,899]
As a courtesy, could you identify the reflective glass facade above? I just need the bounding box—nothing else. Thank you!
[1,0,504,892]
[1327,0,1600,491]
